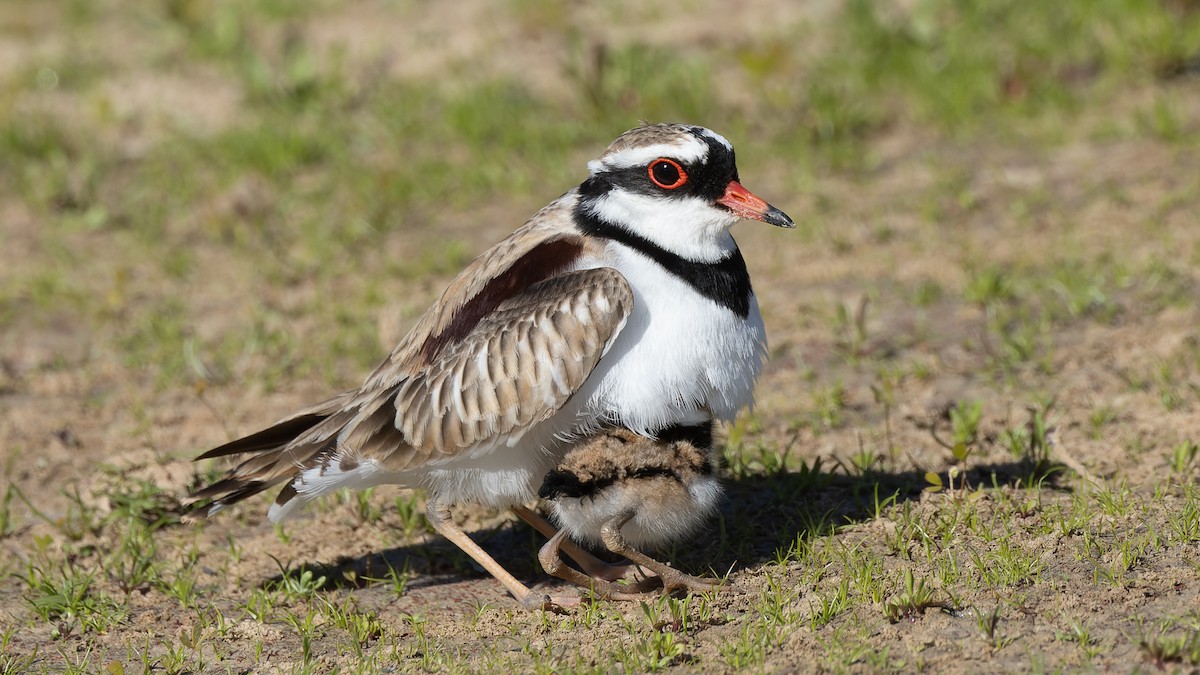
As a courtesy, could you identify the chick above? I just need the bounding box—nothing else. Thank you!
[536,425,725,599]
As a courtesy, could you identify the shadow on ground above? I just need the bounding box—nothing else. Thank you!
[258,458,1068,597]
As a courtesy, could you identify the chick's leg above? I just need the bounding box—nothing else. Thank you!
[600,509,723,595]
[511,504,642,582]
[538,530,662,600]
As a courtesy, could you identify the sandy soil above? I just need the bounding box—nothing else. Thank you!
[1,1,1199,672]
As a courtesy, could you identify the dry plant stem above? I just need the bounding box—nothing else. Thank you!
[425,497,579,610]
[511,504,640,581]
[538,530,663,600]
[600,510,723,595]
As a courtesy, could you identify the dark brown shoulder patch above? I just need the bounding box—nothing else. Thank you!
[419,237,585,361]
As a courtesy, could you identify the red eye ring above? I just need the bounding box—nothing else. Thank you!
[647,158,688,190]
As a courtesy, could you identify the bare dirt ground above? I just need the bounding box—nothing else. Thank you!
[2,1,1199,672]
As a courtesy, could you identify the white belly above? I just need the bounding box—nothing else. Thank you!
[575,243,767,434]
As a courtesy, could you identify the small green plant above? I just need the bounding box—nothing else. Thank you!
[871,365,903,453]
[158,626,207,675]
[368,559,410,600]
[855,448,883,478]
[19,563,124,637]
[1044,260,1115,319]
[104,476,182,529]
[999,403,1059,486]
[883,569,939,623]
[331,600,381,648]
[283,606,322,665]
[1088,403,1119,439]
[926,401,987,495]
[269,559,328,600]
[808,578,851,629]
[847,553,886,604]
[1,624,37,673]
[757,563,804,627]
[1135,620,1200,667]
[723,440,802,480]
[343,486,384,525]
[615,627,687,672]
[913,279,945,307]
[394,493,428,540]
[159,567,201,609]
[719,621,777,669]
[220,534,245,565]
[804,382,848,431]
[950,401,983,447]
[1169,441,1199,475]
[0,484,15,539]
[1092,481,1135,518]
[975,606,1014,651]
[1166,498,1200,542]
[107,521,160,594]
[965,267,1014,310]
[833,296,870,362]
[242,588,275,624]
[54,642,98,675]
[925,454,978,497]
[973,540,1044,588]
[1055,617,1103,661]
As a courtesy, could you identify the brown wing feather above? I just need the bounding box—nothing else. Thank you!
[186,202,631,518]
[362,200,588,385]
[348,267,633,471]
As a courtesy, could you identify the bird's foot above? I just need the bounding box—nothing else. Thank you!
[587,560,652,582]
[598,511,727,598]
[656,567,725,596]
[518,589,581,613]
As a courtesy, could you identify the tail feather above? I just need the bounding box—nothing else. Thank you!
[195,413,327,460]
[182,479,284,521]
[185,393,356,520]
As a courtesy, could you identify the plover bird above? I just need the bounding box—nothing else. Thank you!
[186,123,792,608]
[537,425,724,600]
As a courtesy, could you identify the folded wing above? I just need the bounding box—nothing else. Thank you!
[185,257,633,519]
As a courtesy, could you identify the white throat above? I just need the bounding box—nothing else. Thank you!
[586,189,740,263]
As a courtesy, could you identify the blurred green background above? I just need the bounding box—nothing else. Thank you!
[3,0,1196,391]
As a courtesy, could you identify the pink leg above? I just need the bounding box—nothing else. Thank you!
[511,505,642,582]
[600,510,723,596]
[426,497,578,610]
[538,530,663,601]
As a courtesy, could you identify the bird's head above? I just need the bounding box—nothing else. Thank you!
[578,123,793,261]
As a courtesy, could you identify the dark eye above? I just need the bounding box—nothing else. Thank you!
[648,158,688,190]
